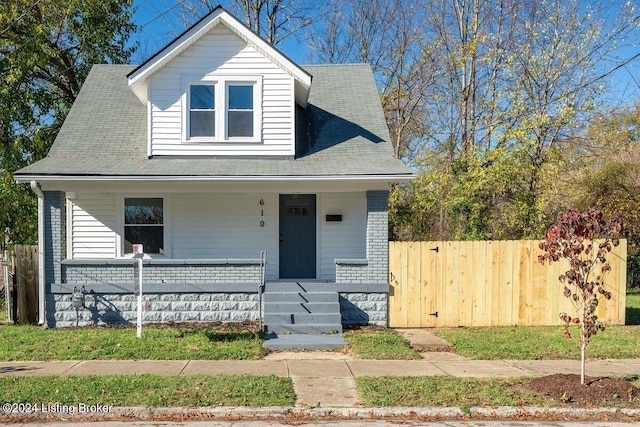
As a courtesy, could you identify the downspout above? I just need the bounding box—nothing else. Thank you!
[30,181,45,326]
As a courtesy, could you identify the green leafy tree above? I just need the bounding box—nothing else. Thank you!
[539,207,623,385]
[551,104,640,287]
[391,0,640,242]
[0,0,136,244]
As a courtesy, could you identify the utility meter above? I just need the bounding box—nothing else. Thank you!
[72,286,85,309]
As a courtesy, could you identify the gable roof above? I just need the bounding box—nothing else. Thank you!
[15,63,413,182]
[127,6,312,107]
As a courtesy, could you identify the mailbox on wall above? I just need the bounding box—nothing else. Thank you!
[326,214,342,222]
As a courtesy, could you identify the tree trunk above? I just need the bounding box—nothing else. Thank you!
[580,341,586,385]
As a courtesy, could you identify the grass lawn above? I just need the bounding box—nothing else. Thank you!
[0,324,266,361]
[434,325,640,360]
[357,376,548,408]
[434,290,640,360]
[344,328,422,360]
[0,374,295,407]
[627,288,640,325]
[356,376,640,408]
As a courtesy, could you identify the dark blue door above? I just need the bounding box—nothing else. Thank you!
[279,194,316,278]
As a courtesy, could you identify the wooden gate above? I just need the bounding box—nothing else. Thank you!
[389,240,627,327]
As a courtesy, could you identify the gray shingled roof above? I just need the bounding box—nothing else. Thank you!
[15,63,412,179]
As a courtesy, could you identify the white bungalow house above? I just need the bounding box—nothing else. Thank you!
[15,6,413,332]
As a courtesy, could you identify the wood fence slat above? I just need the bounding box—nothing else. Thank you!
[616,242,628,324]
[388,239,627,328]
[420,242,436,327]
[518,241,530,325]
[498,240,520,326]
[458,241,469,327]
[473,241,486,326]
[406,242,420,327]
[490,240,501,326]
[435,241,444,328]
[531,240,547,325]
[445,241,459,327]
[388,242,401,327]
[542,241,557,325]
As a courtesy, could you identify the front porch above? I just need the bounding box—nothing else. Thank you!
[46,258,389,328]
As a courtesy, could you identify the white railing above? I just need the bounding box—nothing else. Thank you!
[258,251,267,332]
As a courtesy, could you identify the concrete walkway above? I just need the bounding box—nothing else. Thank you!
[2,355,640,408]
[1,329,639,408]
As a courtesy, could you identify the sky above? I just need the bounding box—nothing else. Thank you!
[129,0,309,65]
[129,0,640,105]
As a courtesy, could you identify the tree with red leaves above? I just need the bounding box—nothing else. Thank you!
[539,207,623,385]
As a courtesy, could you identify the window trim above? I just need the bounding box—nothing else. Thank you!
[117,194,171,258]
[182,75,262,144]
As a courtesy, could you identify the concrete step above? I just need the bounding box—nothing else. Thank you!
[264,282,334,292]
[262,287,342,336]
[263,292,339,304]
[264,312,342,325]
[263,302,339,314]
[262,334,346,350]
[265,323,343,334]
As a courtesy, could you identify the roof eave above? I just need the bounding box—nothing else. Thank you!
[16,173,415,183]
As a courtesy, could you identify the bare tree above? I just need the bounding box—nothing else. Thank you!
[309,0,436,160]
[150,0,322,47]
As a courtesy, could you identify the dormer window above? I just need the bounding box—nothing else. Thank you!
[190,84,216,137]
[183,76,262,143]
[228,84,253,137]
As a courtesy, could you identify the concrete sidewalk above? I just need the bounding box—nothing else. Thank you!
[1,329,639,408]
[1,355,639,407]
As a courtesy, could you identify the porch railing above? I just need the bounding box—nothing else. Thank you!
[258,251,267,332]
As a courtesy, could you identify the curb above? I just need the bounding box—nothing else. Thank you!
[1,406,640,422]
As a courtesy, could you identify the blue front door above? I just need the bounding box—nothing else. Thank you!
[279,194,316,278]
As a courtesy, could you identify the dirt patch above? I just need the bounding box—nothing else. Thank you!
[527,373,640,405]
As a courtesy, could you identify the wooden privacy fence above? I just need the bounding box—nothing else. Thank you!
[14,245,38,324]
[389,240,627,328]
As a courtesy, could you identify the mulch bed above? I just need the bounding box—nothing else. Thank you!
[527,373,640,405]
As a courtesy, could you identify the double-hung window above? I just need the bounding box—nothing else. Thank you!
[227,84,253,138]
[124,198,164,254]
[184,76,261,143]
[189,84,215,138]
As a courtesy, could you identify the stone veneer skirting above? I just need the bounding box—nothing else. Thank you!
[48,290,388,328]
[340,293,387,326]
[46,292,260,327]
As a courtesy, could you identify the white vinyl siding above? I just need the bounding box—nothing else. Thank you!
[69,193,117,258]
[172,193,278,279]
[149,25,295,156]
[319,192,367,280]
[67,190,368,282]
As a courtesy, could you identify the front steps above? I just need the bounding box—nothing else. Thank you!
[262,282,345,350]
